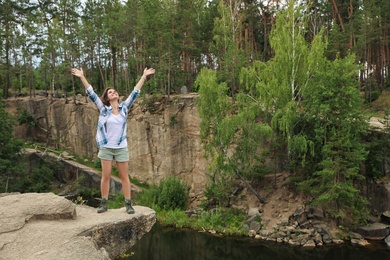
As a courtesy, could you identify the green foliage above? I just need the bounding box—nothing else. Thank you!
[108,193,128,209]
[197,207,246,235]
[0,101,26,193]
[23,164,53,192]
[169,115,178,127]
[196,68,232,154]
[17,109,36,127]
[93,158,102,169]
[136,176,189,211]
[295,54,369,222]
[157,209,192,228]
[202,172,234,209]
[149,206,248,236]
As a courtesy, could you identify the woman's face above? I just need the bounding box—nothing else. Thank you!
[107,89,119,101]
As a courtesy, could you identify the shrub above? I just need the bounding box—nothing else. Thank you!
[136,175,189,211]
[17,109,36,127]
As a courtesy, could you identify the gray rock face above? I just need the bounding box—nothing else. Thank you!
[5,95,209,199]
[0,193,156,260]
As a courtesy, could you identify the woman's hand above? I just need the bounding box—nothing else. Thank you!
[143,68,156,78]
[71,68,90,89]
[71,68,84,78]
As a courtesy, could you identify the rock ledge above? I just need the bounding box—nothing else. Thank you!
[0,193,156,260]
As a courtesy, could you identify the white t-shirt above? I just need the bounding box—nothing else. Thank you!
[104,114,128,148]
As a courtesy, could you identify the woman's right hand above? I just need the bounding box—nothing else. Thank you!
[71,68,84,78]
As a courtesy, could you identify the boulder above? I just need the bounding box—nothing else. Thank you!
[385,235,390,248]
[0,193,156,260]
[381,211,390,224]
[357,223,390,240]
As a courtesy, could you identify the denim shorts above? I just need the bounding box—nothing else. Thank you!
[98,147,129,162]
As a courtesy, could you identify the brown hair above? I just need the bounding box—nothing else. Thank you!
[100,87,116,106]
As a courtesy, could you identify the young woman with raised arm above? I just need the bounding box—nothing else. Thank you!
[71,67,156,214]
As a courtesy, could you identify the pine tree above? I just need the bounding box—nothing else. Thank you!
[0,102,25,192]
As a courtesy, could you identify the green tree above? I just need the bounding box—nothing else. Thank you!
[212,0,246,97]
[195,68,232,206]
[296,54,369,224]
[240,2,322,164]
[0,101,25,192]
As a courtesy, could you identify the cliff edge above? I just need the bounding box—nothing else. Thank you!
[0,193,156,260]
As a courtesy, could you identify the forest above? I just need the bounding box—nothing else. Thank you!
[0,0,388,98]
[0,0,389,224]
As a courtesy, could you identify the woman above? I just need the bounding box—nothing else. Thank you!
[71,67,156,214]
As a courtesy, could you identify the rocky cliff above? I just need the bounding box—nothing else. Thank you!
[0,192,156,260]
[4,94,209,198]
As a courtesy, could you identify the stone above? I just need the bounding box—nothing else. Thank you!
[316,225,331,236]
[322,234,333,244]
[248,207,261,217]
[381,211,390,224]
[277,218,289,226]
[248,230,257,237]
[249,221,261,232]
[306,206,324,220]
[259,230,271,236]
[385,235,390,248]
[291,206,307,224]
[241,224,250,233]
[332,239,344,244]
[0,193,156,260]
[348,232,363,240]
[180,86,188,94]
[357,223,390,240]
[351,238,370,247]
[299,220,313,229]
[313,233,323,244]
[302,239,316,249]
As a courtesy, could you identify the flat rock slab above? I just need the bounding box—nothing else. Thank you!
[0,193,156,260]
[357,222,390,240]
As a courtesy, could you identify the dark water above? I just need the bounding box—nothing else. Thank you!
[118,224,390,260]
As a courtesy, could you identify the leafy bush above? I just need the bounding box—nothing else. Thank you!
[136,176,189,211]
[202,174,233,209]
[22,164,53,193]
[17,109,36,127]
[93,158,102,169]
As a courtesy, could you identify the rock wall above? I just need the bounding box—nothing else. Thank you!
[4,94,209,198]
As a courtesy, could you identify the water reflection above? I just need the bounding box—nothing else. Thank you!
[120,224,390,260]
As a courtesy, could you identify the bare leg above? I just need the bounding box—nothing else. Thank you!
[100,159,112,198]
[117,161,131,198]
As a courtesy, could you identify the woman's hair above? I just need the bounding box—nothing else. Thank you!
[100,87,119,106]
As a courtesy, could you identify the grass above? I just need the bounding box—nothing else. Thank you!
[142,205,248,236]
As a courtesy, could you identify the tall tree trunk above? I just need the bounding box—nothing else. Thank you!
[5,19,10,99]
[331,0,345,32]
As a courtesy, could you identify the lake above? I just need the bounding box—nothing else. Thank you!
[117,223,390,260]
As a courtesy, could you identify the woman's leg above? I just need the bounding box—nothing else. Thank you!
[100,159,113,198]
[117,161,134,214]
[116,161,131,198]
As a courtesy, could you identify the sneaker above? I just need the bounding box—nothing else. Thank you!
[97,198,108,213]
[125,199,135,214]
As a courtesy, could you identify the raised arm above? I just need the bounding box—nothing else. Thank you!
[134,67,156,91]
[71,68,90,90]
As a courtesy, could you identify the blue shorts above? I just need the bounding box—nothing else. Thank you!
[98,147,129,162]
